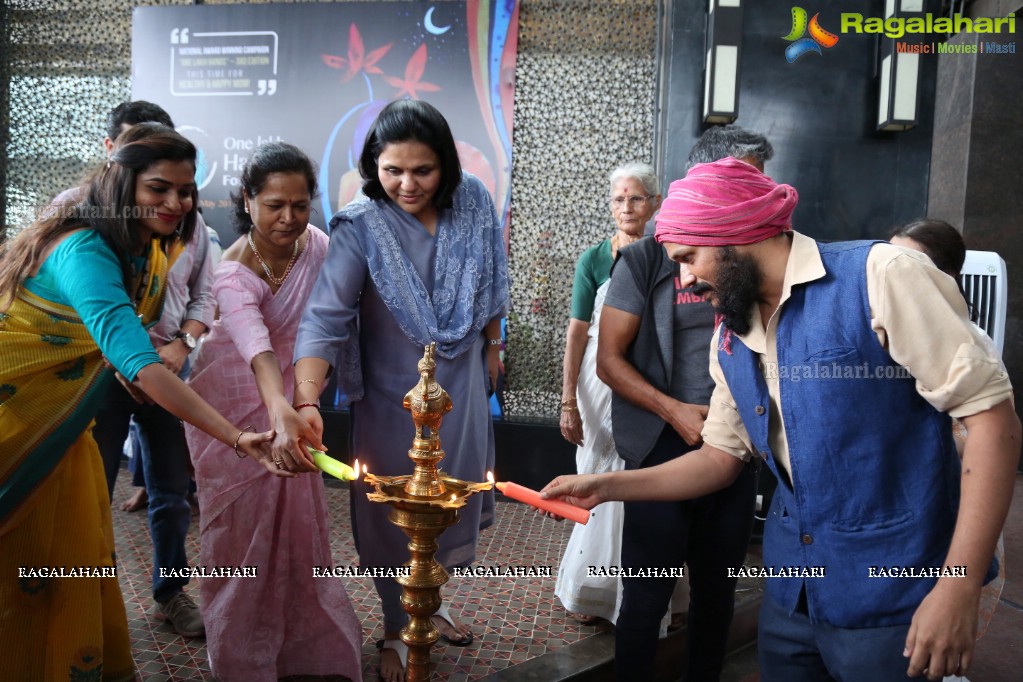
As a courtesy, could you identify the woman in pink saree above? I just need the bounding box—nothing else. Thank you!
[185,143,362,681]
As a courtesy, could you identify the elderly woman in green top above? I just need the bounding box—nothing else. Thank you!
[555,163,686,627]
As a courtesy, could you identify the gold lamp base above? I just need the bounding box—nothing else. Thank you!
[363,344,492,680]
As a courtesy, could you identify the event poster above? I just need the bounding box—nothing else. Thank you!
[131,1,518,242]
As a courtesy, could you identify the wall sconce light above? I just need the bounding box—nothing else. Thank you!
[877,0,924,131]
[703,0,744,124]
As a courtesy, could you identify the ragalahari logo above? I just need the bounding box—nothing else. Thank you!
[783,7,840,62]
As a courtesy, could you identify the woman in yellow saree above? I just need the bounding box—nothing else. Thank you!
[0,124,285,681]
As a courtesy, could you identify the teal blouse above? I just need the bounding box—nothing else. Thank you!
[24,230,161,380]
[570,238,613,322]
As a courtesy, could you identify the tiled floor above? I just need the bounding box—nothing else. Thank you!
[112,469,1023,682]
[112,470,604,681]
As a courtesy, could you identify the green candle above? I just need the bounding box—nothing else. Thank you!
[308,447,358,481]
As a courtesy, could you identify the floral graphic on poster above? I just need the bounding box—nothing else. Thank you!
[317,1,517,236]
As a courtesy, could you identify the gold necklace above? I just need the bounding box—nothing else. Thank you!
[247,231,300,287]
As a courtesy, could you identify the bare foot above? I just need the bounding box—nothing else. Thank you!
[567,611,601,625]
[379,648,402,682]
[121,488,148,512]
[377,636,406,682]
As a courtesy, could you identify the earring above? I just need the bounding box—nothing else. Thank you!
[244,205,250,214]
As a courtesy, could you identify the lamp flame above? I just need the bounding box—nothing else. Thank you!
[353,458,360,480]
[486,471,494,483]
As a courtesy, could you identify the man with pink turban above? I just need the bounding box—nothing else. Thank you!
[544,157,1018,682]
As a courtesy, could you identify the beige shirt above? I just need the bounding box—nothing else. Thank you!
[703,231,1013,476]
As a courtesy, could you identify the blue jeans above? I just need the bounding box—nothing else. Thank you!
[615,426,758,682]
[758,591,915,682]
[127,417,146,487]
[94,378,192,603]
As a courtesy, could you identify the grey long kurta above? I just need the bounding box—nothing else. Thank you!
[295,196,498,570]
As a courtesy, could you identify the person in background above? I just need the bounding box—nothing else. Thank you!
[890,218,966,286]
[184,142,363,682]
[544,158,1019,682]
[0,124,275,681]
[555,162,689,630]
[685,123,775,171]
[51,100,219,639]
[123,218,221,515]
[289,99,509,682]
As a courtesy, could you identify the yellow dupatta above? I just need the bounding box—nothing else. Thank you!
[0,236,179,681]
[0,236,177,522]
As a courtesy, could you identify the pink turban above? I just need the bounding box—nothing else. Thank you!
[655,157,798,246]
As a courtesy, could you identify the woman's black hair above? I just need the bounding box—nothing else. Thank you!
[232,142,319,234]
[890,219,967,279]
[0,123,198,299]
[91,123,199,287]
[891,218,975,321]
[357,99,462,209]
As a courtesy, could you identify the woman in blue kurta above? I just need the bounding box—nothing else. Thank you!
[0,124,277,680]
[291,100,508,682]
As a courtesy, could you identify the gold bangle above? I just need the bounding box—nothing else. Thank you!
[233,425,254,458]
[561,398,577,406]
[561,405,578,413]
[297,378,319,387]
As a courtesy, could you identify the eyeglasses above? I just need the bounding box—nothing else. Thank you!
[610,195,653,209]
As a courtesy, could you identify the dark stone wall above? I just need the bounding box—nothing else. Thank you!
[659,0,1021,467]
[929,7,1023,462]
[659,0,938,240]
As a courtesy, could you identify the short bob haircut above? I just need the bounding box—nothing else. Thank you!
[686,124,773,171]
[106,100,175,143]
[358,99,462,209]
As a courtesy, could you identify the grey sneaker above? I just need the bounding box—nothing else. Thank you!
[155,592,205,638]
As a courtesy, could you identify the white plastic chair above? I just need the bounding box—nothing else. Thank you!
[959,250,1008,355]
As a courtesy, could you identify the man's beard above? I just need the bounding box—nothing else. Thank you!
[691,246,762,335]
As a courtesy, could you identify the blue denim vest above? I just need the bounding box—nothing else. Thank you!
[718,240,980,628]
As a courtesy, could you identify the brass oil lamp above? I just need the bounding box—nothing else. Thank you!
[363,342,492,680]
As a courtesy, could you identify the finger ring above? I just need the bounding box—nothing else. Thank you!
[273,458,283,467]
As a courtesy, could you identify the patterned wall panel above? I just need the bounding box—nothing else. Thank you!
[0,0,659,420]
[2,0,166,235]
[505,0,657,418]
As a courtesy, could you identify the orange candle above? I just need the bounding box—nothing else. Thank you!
[495,481,590,525]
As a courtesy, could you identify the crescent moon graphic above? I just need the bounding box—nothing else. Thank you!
[424,7,451,36]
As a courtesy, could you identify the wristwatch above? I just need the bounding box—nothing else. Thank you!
[174,330,197,352]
